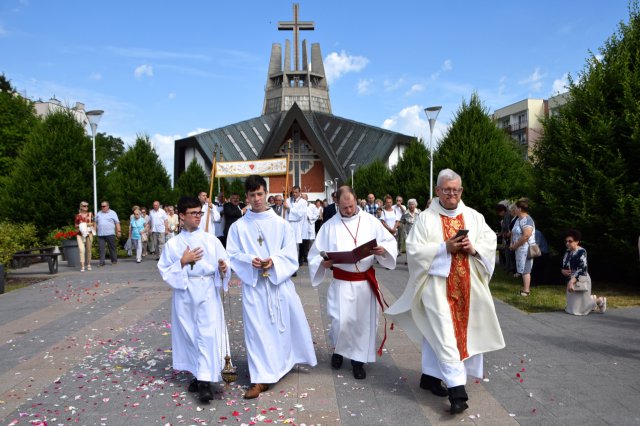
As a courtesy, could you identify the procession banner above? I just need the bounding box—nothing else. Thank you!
[215,158,287,177]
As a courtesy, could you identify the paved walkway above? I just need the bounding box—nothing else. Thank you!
[1,254,638,425]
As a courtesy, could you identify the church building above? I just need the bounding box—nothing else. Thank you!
[173,4,413,200]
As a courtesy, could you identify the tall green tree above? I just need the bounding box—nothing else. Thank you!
[104,134,172,215]
[434,92,533,222]
[352,159,394,200]
[391,138,431,208]
[174,159,209,199]
[0,110,92,233]
[533,3,640,279]
[0,77,38,179]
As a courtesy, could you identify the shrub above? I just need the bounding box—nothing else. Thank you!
[0,221,39,271]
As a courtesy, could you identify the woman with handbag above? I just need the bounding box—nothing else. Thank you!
[562,229,607,315]
[75,201,94,272]
[509,198,537,296]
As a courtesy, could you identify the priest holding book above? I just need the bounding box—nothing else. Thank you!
[308,186,397,380]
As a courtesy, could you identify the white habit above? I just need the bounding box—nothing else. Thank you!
[158,228,231,382]
[304,203,320,240]
[308,208,397,363]
[286,196,308,244]
[385,199,505,387]
[226,208,317,383]
[198,203,221,234]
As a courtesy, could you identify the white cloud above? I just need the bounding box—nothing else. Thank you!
[324,50,369,83]
[405,83,425,96]
[150,133,179,183]
[551,73,569,95]
[384,77,405,92]
[497,75,507,97]
[0,24,7,36]
[134,64,153,79]
[357,78,373,95]
[89,72,102,81]
[519,67,546,92]
[595,54,604,62]
[431,59,453,80]
[382,105,448,143]
[168,92,176,100]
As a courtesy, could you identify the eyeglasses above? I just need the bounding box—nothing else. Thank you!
[440,188,462,195]
[185,211,204,217]
[81,204,88,207]
[565,239,575,243]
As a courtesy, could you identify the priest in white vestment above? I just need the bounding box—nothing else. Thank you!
[226,175,317,399]
[385,169,505,415]
[198,191,221,234]
[308,186,397,380]
[158,196,231,403]
[284,186,308,269]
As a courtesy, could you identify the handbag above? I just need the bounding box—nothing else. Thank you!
[527,243,542,259]
[573,274,590,292]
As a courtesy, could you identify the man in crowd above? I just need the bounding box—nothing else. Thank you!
[284,185,308,271]
[222,193,245,247]
[322,191,337,222]
[197,191,221,235]
[157,196,230,403]
[385,169,505,415]
[364,193,377,215]
[394,196,407,253]
[150,200,169,260]
[226,175,317,399]
[213,192,225,244]
[95,200,121,266]
[308,186,397,380]
[272,194,284,217]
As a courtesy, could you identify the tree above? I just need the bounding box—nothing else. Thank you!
[0,110,92,234]
[103,134,172,215]
[352,159,394,201]
[533,3,640,280]
[434,93,534,223]
[174,159,209,199]
[0,77,38,178]
[391,138,431,208]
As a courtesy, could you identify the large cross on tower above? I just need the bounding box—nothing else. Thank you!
[278,3,314,71]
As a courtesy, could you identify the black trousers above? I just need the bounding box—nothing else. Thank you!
[98,234,118,265]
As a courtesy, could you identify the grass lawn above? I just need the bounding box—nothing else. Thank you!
[490,267,640,313]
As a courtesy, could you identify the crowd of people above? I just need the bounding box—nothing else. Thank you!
[68,167,610,415]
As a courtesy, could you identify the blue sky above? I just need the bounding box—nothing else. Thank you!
[0,0,631,180]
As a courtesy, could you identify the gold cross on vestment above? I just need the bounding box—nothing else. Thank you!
[257,234,264,246]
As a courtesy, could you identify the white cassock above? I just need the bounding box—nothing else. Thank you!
[385,199,505,387]
[286,197,308,244]
[158,228,231,382]
[308,208,397,363]
[198,203,221,234]
[226,208,317,383]
[304,203,319,240]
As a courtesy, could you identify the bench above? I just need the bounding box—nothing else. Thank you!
[12,246,62,274]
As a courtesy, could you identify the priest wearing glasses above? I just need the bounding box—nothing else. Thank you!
[308,186,397,380]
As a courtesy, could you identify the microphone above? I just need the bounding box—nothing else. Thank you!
[320,251,330,261]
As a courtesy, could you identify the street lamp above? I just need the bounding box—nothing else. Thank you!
[424,106,442,200]
[86,110,104,218]
[334,177,339,193]
[349,163,356,191]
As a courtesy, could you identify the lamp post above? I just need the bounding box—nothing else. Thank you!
[86,110,104,218]
[349,163,356,192]
[334,177,339,193]
[424,106,442,200]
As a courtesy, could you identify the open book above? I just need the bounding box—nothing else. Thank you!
[322,238,377,264]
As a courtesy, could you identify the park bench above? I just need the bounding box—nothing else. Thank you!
[11,246,62,274]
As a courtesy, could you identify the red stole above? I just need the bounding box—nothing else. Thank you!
[440,213,470,360]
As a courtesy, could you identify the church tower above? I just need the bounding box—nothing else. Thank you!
[262,3,331,115]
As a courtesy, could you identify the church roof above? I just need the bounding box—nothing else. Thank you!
[174,103,414,181]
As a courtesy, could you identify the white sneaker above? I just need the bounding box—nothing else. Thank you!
[80,267,85,272]
[599,297,607,314]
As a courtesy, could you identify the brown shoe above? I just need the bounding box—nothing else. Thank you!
[244,383,269,399]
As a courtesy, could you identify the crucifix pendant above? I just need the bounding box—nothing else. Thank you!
[257,234,264,246]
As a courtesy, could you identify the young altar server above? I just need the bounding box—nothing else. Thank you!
[226,175,317,399]
[308,186,397,380]
[158,196,230,403]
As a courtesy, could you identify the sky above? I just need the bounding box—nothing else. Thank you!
[0,0,632,182]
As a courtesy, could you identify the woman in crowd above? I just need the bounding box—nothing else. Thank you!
[167,205,180,239]
[380,195,400,237]
[74,201,94,272]
[129,208,146,263]
[314,199,323,234]
[140,207,150,256]
[562,229,607,315]
[400,198,420,240]
[509,198,536,296]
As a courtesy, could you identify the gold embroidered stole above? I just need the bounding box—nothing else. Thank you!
[440,213,470,360]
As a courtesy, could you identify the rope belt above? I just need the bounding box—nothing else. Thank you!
[332,267,393,356]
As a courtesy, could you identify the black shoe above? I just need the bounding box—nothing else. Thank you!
[448,385,469,414]
[419,374,448,397]
[188,378,198,392]
[331,353,343,369]
[351,361,366,380]
[198,380,213,402]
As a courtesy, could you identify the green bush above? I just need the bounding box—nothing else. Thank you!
[0,221,39,271]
